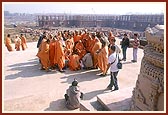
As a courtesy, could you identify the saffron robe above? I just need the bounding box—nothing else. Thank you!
[75,41,86,59]
[97,46,109,74]
[82,34,92,52]
[65,38,74,59]
[20,36,28,50]
[108,31,115,42]
[36,39,50,70]
[55,39,65,70]
[74,35,82,43]
[68,54,81,71]
[5,37,13,51]
[91,39,102,68]
[15,37,21,51]
[49,40,57,67]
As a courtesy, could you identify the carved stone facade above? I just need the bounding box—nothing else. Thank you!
[131,25,164,111]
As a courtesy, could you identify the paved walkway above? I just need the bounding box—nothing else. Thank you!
[3,38,144,112]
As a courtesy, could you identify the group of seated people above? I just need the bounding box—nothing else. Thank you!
[36,29,120,76]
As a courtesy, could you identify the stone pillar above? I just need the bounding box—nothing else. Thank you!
[131,24,164,111]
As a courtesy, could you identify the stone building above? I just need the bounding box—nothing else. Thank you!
[37,14,164,32]
[131,24,164,111]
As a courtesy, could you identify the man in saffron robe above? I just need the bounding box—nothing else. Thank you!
[75,40,86,59]
[20,34,28,51]
[5,34,13,52]
[81,29,87,44]
[65,34,74,59]
[49,37,57,69]
[82,32,92,52]
[68,52,81,71]
[97,40,109,76]
[74,30,82,44]
[91,33,102,69]
[55,35,65,72]
[36,37,51,72]
[108,31,115,42]
[15,35,21,51]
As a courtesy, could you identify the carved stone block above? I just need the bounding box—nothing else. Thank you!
[131,24,164,111]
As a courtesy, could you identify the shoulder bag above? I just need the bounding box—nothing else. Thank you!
[110,54,122,69]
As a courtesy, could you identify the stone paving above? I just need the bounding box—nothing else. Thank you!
[3,38,143,112]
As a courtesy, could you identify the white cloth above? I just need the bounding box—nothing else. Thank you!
[108,52,119,72]
[114,44,121,54]
[133,48,138,61]
[15,37,21,43]
[82,53,93,68]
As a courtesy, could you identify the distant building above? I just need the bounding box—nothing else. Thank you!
[37,14,164,32]
[4,11,36,25]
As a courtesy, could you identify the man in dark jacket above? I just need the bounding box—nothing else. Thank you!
[64,79,83,110]
[121,34,130,61]
[37,32,46,48]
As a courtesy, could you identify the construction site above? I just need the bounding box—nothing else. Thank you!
[37,14,164,32]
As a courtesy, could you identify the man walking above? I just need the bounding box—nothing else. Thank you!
[5,34,13,52]
[121,34,129,61]
[20,34,28,51]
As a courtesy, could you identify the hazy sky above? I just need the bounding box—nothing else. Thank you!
[3,2,165,15]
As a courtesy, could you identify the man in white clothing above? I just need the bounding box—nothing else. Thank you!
[105,45,119,91]
[81,52,93,69]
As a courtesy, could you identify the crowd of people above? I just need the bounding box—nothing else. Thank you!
[35,29,122,74]
[5,28,140,110]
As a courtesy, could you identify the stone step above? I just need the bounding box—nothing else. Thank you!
[80,97,107,111]
[80,100,97,111]
[97,87,133,111]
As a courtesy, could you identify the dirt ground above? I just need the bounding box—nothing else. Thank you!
[3,38,144,112]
